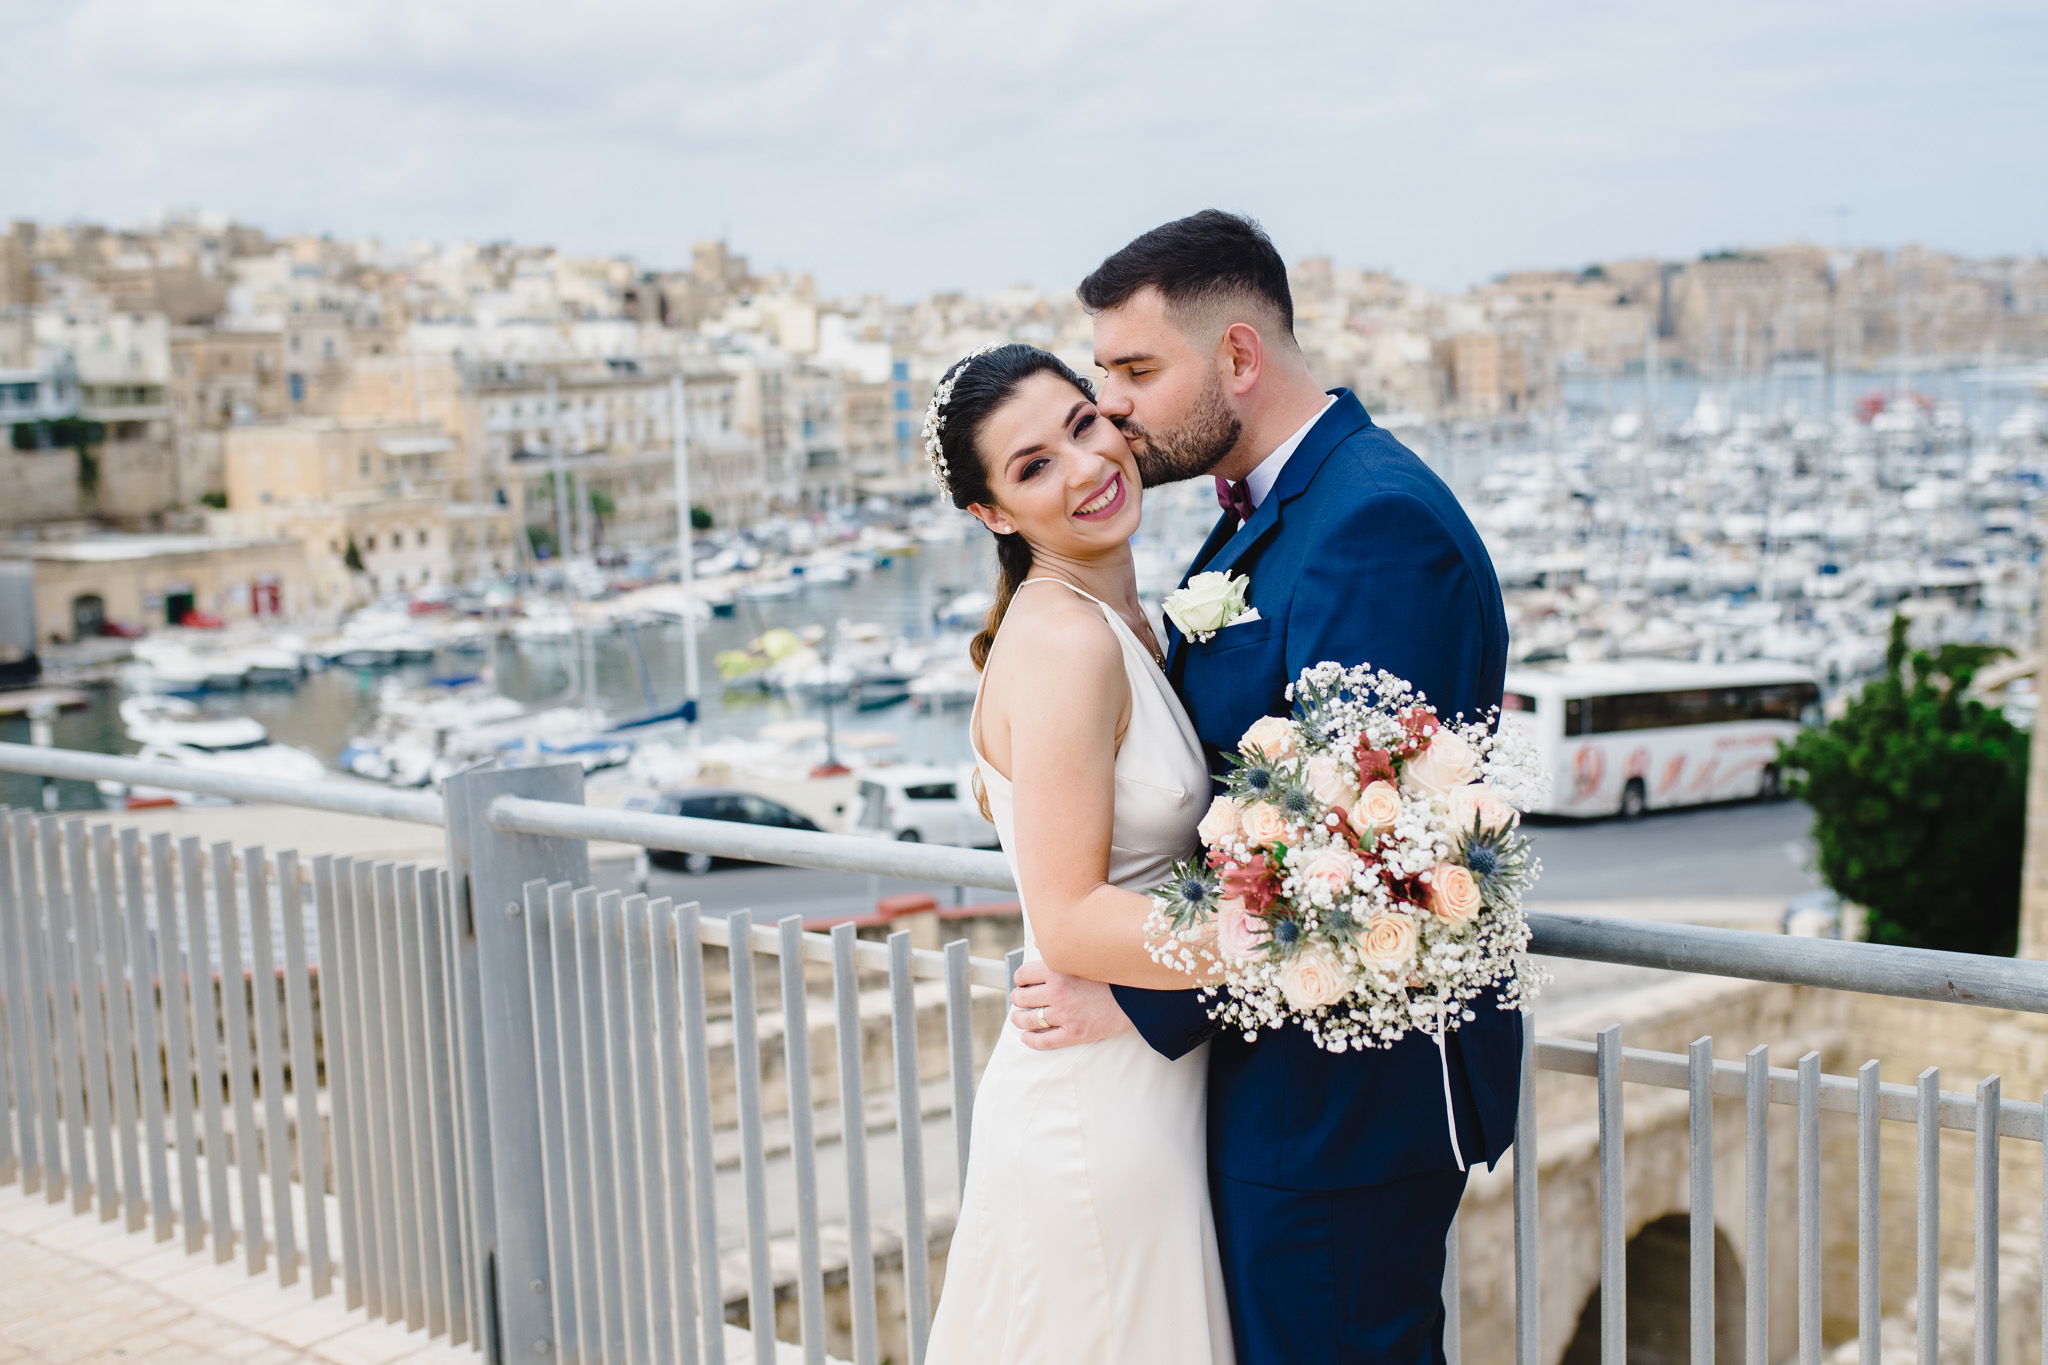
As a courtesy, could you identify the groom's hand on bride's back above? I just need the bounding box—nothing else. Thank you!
[1009,962,1132,1050]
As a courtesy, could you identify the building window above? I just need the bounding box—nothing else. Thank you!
[418,528,429,547]
[895,419,910,443]
[366,535,377,551]
[891,360,908,382]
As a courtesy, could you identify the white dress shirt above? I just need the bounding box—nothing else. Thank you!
[1242,394,1337,510]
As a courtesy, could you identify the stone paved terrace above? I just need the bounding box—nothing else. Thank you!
[0,1186,827,1363]
[0,1183,472,1363]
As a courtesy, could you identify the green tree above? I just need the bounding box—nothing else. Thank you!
[1780,616,2028,956]
[690,504,713,531]
[343,537,365,574]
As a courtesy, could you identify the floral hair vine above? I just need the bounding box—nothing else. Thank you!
[922,342,1007,499]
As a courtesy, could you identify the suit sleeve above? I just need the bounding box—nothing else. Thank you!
[1110,981,1218,1061]
[1288,489,1492,722]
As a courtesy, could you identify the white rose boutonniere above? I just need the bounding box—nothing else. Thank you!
[1163,571,1260,644]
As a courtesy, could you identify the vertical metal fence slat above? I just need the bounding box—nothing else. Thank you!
[833,922,878,1365]
[779,915,826,1364]
[1513,1017,1538,1365]
[346,860,391,1316]
[597,891,651,1364]
[1688,1037,1713,1365]
[211,840,267,1274]
[728,908,777,1365]
[63,822,119,1222]
[0,819,42,1196]
[1918,1068,1939,1365]
[520,880,574,1358]
[578,886,630,1360]
[676,900,726,1365]
[394,866,446,1338]
[179,835,233,1262]
[91,827,143,1230]
[313,856,367,1309]
[372,863,424,1331]
[117,829,170,1240]
[358,860,410,1321]
[277,852,331,1296]
[18,815,62,1204]
[1797,1051,1821,1365]
[549,882,601,1363]
[890,931,931,1365]
[648,898,702,1365]
[628,895,678,1365]
[15,815,61,1204]
[245,847,297,1284]
[153,834,202,1251]
[1744,1046,1770,1365]
[1443,1217,1461,1365]
[2041,1088,2047,1365]
[943,939,973,1201]
[336,857,388,1316]
[0,817,26,1191]
[1596,1025,1623,1365]
[1857,1060,1880,1365]
[1976,1075,2000,1365]
[428,875,471,1342]
[42,820,92,1214]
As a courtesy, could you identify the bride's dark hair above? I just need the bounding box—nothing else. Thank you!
[932,343,1097,671]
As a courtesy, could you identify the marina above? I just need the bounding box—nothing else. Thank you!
[5,368,2040,824]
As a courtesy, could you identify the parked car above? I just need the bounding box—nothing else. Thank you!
[850,766,996,847]
[645,787,824,874]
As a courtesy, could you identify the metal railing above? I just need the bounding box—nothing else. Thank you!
[0,739,2045,1365]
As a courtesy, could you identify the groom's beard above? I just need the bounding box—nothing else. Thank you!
[1123,377,1242,488]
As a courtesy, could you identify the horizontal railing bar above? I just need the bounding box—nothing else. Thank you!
[489,795,1013,890]
[1537,1038,2047,1142]
[1529,911,2048,1015]
[0,742,445,825]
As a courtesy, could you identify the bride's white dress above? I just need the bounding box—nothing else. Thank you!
[925,578,1235,1365]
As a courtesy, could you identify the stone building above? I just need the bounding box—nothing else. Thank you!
[0,530,307,642]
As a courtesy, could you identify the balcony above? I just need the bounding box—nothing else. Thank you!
[0,742,2042,1364]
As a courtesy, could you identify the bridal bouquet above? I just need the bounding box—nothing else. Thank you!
[1146,662,1546,1053]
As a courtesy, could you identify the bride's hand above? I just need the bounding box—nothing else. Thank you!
[1009,960,1132,1050]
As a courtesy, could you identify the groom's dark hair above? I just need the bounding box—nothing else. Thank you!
[1077,209,1294,336]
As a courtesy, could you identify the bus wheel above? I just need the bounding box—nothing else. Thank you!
[1619,779,1648,821]
[1758,765,1783,801]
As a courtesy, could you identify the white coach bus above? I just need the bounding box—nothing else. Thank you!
[1501,660,1823,819]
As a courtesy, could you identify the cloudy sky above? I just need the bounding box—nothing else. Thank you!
[5,1,2043,298]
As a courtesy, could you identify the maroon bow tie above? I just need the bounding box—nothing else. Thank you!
[1214,476,1255,522]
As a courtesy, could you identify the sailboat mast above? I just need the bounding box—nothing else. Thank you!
[669,371,702,733]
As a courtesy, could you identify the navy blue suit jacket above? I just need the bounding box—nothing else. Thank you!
[1114,390,1522,1191]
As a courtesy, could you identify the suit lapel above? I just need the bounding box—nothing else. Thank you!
[1165,390,1373,684]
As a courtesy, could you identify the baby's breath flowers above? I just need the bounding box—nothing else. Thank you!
[1146,662,1548,1053]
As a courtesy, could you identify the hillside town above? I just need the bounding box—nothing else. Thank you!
[2,211,2044,641]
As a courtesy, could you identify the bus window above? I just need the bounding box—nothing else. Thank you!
[1566,698,1590,735]
[1503,692,1536,713]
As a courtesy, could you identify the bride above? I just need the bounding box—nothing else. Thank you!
[921,343,1233,1363]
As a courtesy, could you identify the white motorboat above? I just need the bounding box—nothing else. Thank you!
[100,699,328,807]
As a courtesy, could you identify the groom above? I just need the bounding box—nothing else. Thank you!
[1010,210,1521,1363]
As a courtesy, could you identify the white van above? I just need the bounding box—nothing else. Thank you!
[851,766,996,847]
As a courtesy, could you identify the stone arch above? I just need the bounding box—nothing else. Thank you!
[1558,1214,1744,1365]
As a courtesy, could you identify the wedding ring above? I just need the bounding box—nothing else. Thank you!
[1035,1007,1051,1031]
